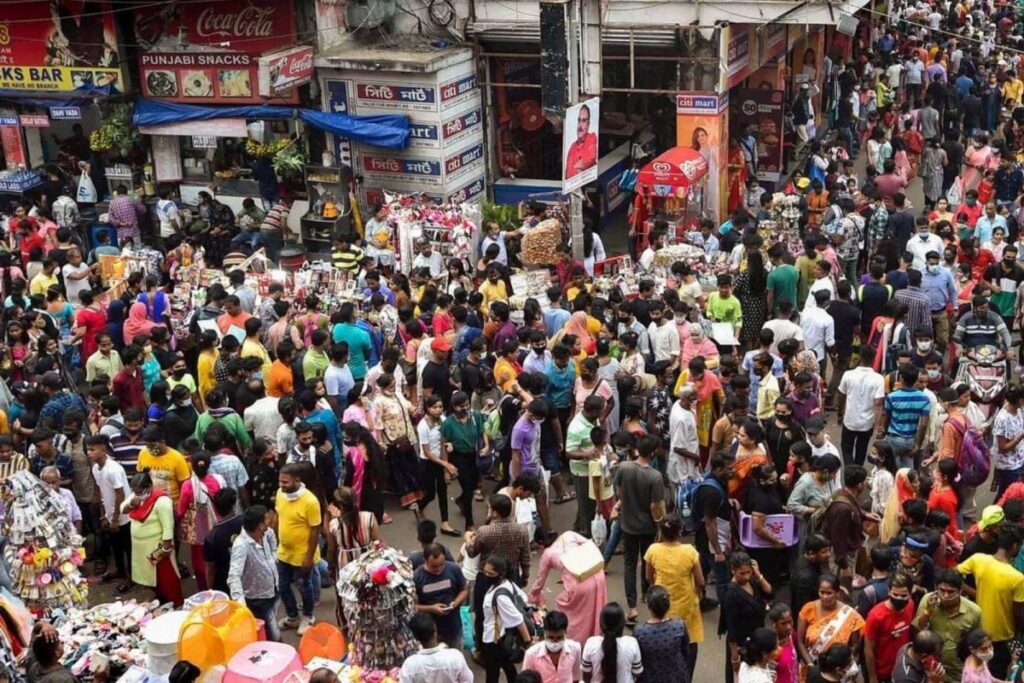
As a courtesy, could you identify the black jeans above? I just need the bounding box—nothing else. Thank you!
[841,427,873,465]
[108,522,131,578]
[573,473,597,537]
[451,450,479,527]
[482,642,518,683]
[419,459,449,522]
[623,532,655,609]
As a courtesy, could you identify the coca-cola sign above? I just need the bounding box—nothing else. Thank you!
[133,0,296,104]
[258,45,314,98]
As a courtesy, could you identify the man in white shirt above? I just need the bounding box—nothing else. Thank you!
[800,290,836,369]
[805,261,837,309]
[887,60,903,89]
[412,238,445,279]
[668,385,701,496]
[87,434,131,582]
[837,346,886,466]
[763,300,804,354]
[639,229,665,271]
[400,613,473,683]
[647,302,680,368]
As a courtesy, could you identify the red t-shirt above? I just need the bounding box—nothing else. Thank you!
[19,233,44,264]
[927,485,960,537]
[864,601,914,678]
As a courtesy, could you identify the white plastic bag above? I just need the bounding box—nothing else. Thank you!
[76,171,97,204]
[946,176,963,206]
[590,517,607,547]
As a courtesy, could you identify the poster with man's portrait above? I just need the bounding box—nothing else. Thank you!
[563,98,600,192]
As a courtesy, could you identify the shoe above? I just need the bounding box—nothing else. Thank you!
[278,616,299,630]
[298,615,314,636]
[699,597,719,612]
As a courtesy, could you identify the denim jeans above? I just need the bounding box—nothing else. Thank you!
[230,229,262,252]
[260,230,285,262]
[996,466,1024,501]
[603,519,622,563]
[277,560,315,619]
[246,594,281,641]
[888,434,917,469]
[696,532,730,601]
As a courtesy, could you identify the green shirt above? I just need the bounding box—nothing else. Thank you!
[706,292,743,325]
[303,349,330,382]
[331,323,372,380]
[767,264,799,313]
[440,412,484,454]
[193,412,252,452]
[912,593,981,683]
[565,413,597,477]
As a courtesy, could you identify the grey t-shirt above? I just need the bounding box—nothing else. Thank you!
[891,643,923,683]
[615,460,665,535]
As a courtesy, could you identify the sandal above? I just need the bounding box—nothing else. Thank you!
[474,489,484,502]
[440,527,462,537]
[553,491,578,505]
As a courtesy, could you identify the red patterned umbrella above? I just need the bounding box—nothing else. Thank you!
[635,147,709,195]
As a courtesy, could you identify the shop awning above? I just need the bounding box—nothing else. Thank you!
[764,0,871,24]
[133,98,411,150]
[0,83,117,107]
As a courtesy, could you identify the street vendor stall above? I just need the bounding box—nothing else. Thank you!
[371,193,479,275]
[631,147,709,251]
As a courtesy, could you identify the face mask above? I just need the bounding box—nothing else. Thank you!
[927,369,940,379]
[534,347,546,355]
[173,369,186,378]
[777,413,792,422]
[927,265,940,274]
[967,198,977,206]
[974,650,995,663]
[889,596,910,610]
[919,233,930,240]
[283,483,305,501]
[545,641,565,653]
[918,341,933,352]
[454,407,469,417]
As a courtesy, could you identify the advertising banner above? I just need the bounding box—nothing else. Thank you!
[0,2,122,92]
[49,107,82,120]
[257,45,314,98]
[726,25,753,90]
[677,92,728,223]
[133,0,297,104]
[730,89,785,181]
[562,98,600,193]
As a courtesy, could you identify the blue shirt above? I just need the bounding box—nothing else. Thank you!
[543,308,571,338]
[331,322,373,380]
[363,283,397,307]
[39,391,89,430]
[545,361,577,409]
[975,215,1008,245]
[956,74,975,96]
[920,266,958,312]
[884,388,931,440]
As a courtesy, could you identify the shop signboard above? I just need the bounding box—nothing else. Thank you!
[0,2,122,93]
[324,79,352,167]
[562,98,600,193]
[448,176,485,204]
[726,25,753,90]
[676,93,727,115]
[677,92,728,224]
[0,125,25,169]
[362,155,443,186]
[354,83,438,112]
[19,115,49,128]
[257,45,314,98]
[139,118,248,138]
[441,108,483,148]
[191,136,218,149]
[133,0,297,104]
[49,107,81,120]
[762,25,788,64]
[730,89,785,182]
[406,122,441,151]
[439,74,479,111]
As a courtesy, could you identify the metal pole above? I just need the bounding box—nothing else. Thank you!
[570,190,585,262]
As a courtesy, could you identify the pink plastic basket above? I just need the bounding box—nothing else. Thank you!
[223,643,302,683]
[738,512,799,548]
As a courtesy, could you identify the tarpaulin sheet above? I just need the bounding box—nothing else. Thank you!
[133,98,409,150]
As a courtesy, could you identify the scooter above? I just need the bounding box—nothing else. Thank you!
[954,344,1008,421]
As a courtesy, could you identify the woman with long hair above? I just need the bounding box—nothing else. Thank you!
[738,628,780,683]
[582,602,643,682]
[866,440,897,517]
[137,273,168,322]
[734,251,768,351]
[641,515,704,657]
[126,471,182,607]
[691,126,720,223]
[795,574,864,682]
[5,319,29,383]
[959,628,999,683]
[71,289,107,366]
[342,421,387,523]
[880,468,920,543]
[742,462,788,584]
[196,330,220,411]
[442,257,472,297]
[326,485,381,622]
[175,451,223,592]
[105,298,126,353]
[721,552,774,683]
[148,380,170,425]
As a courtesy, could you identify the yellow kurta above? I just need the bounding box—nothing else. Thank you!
[126,494,175,587]
[196,349,218,409]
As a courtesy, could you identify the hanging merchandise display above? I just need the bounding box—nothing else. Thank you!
[376,193,480,274]
[2,472,87,612]
[336,547,418,676]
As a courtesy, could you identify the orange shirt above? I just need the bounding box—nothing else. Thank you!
[267,359,293,398]
[217,311,253,335]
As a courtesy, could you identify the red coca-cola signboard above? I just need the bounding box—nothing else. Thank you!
[133,0,297,104]
[258,46,314,98]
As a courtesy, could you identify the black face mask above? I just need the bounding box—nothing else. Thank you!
[889,597,910,610]
[776,413,792,422]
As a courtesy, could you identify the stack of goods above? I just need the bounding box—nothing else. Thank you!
[761,193,805,258]
[521,218,563,265]
[55,599,164,679]
[336,547,417,675]
[383,193,477,272]
[2,472,87,612]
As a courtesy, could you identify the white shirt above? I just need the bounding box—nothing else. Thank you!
[482,580,528,643]
[412,251,445,278]
[837,366,886,432]
[244,396,284,444]
[764,319,804,355]
[92,458,130,526]
[800,307,836,360]
[399,645,474,683]
[581,635,643,683]
[805,277,836,309]
[417,417,443,462]
[156,199,180,238]
[905,59,925,84]
[639,247,655,271]
[668,401,700,485]
[647,321,680,363]
[906,233,945,269]
[62,262,91,305]
[887,63,904,88]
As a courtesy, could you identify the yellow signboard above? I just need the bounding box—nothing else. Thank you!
[0,66,121,92]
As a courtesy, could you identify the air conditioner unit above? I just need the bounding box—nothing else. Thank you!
[837,13,859,36]
[348,0,397,30]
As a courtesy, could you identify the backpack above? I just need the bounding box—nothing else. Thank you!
[683,474,726,523]
[950,416,992,487]
[809,490,860,537]
[490,585,537,663]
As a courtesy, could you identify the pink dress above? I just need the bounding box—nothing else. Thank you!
[963,145,994,191]
[528,531,607,645]
[961,662,995,683]
[776,634,799,683]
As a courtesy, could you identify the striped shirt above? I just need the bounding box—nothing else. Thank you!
[227,528,279,601]
[260,203,290,233]
[109,432,145,476]
[332,245,364,272]
[884,388,932,440]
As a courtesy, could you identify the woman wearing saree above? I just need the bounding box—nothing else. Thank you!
[729,419,772,499]
[124,471,183,607]
[560,311,596,357]
[796,574,864,683]
[674,357,725,466]
[342,421,387,523]
[528,530,608,645]
[880,467,920,544]
[962,136,996,192]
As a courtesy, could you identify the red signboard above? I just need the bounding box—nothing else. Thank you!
[258,46,314,98]
[19,114,50,127]
[133,0,297,104]
[730,89,786,181]
[0,2,122,92]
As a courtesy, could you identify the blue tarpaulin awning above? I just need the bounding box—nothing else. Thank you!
[0,84,117,108]
[133,98,410,150]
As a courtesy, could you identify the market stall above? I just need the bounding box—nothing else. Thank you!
[369,193,480,275]
[631,147,709,251]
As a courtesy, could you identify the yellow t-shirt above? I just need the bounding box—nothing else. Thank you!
[587,454,614,502]
[643,542,704,641]
[29,272,58,297]
[493,356,520,393]
[275,488,323,566]
[479,280,508,312]
[958,553,1024,641]
[136,448,191,505]
[241,338,272,380]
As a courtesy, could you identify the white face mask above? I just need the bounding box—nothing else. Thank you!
[918,341,933,352]
[927,369,940,379]
[545,640,565,653]
[974,649,995,663]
